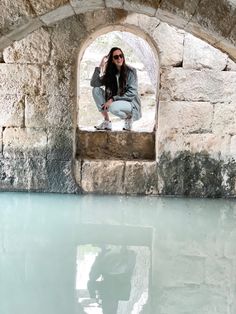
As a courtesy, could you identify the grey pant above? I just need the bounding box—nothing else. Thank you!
[92,87,132,119]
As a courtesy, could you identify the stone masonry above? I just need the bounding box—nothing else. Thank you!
[0,4,236,195]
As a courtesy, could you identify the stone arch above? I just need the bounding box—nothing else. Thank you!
[76,23,161,131]
[0,1,235,61]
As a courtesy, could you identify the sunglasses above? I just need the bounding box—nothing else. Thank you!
[113,54,124,60]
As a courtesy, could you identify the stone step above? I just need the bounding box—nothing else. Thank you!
[75,158,158,195]
[76,129,155,160]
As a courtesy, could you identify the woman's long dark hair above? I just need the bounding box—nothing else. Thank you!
[102,47,130,100]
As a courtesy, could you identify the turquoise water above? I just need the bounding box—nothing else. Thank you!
[0,192,236,314]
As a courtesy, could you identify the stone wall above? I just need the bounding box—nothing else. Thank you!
[0,8,236,196]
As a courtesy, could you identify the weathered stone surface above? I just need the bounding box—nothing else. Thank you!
[153,22,184,67]
[0,157,47,191]
[77,130,155,160]
[160,68,236,102]
[212,102,236,135]
[230,135,236,156]
[70,0,105,14]
[192,0,236,39]
[105,0,123,9]
[158,151,228,197]
[50,16,86,64]
[0,128,2,155]
[46,159,80,193]
[80,159,125,194]
[158,101,213,135]
[0,95,24,127]
[25,94,75,128]
[159,0,199,22]
[5,18,43,42]
[183,33,228,70]
[0,64,40,96]
[124,161,158,194]
[0,0,35,36]
[124,0,157,16]
[0,36,13,50]
[47,127,74,160]
[31,0,69,16]
[3,28,51,64]
[40,4,74,25]
[157,133,231,160]
[226,58,236,71]
[3,128,47,158]
[41,64,74,96]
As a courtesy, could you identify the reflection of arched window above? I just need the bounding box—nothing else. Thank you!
[78,31,159,133]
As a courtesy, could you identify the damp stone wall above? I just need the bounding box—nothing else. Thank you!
[0,7,236,196]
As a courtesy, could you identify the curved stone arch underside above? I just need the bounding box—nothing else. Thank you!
[0,0,235,61]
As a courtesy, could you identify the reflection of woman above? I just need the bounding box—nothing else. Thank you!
[90,47,142,131]
[87,246,136,314]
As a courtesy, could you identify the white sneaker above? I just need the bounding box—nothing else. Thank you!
[123,118,132,131]
[95,120,112,130]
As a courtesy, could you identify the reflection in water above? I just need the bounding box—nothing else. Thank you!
[1,193,236,314]
[76,225,151,314]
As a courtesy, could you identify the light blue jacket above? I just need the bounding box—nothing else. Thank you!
[91,66,142,121]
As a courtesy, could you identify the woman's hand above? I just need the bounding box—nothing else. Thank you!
[99,55,108,71]
[102,98,113,110]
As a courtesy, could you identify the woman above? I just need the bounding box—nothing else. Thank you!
[90,47,142,131]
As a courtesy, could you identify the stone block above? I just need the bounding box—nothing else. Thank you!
[3,128,47,158]
[205,258,232,287]
[50,16,86,64]
[46,159,80,193]
[25,94,75,129]
[191,0,236,40]
[153,22,184,66]
[6,18,43,42]
[0,36,13,51]
[3,28,51,64]
[70,0,105,14]
[105,0,123,9]
[0,64,41,96]
[160,68,236,102]
[30,0,69,16]
[0,0,35,36]
[77,130,155,160]
[47,127,74,160]
[183,33,228,70]
[212,102,236,135]
[157,133,231,160]
[41,64,75,96]
[158,101,213,136]
[124,161,158,194]
[40,4,74,25]
[80,159,125,194]
[124,0,157,16]
[226,58,236,71]
[0,157,47,191]
[0,95,24,127]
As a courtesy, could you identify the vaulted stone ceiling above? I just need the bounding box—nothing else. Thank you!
[0,0,236,60]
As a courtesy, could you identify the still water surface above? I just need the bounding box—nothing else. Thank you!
[0,192,236,314]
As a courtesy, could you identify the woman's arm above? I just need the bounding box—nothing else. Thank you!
[90,67,103,87]
[113,68,138,102]
[90,56,108,87]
